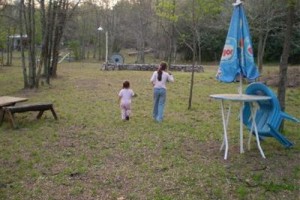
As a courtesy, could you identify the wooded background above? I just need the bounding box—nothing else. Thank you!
[0,0,299,88]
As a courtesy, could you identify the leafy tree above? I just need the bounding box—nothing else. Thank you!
[37,0,81,82]
[175,0,223,109]
[176,0,224,63]
[114,0,154,64]
[19,0,28,88]
[23,0,38,88]
[0,3,19,66]
[155,0,178,64]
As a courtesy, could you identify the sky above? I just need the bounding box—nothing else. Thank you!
[106,0,120,7]
[5,0,120,8]
[110,0,119,5]
[78,0,120,7]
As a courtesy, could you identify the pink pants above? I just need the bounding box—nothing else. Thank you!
[120,101,131,120]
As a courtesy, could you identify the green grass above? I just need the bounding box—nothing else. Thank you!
[0,63,299,200]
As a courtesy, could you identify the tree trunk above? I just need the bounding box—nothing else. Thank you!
[277,2,295,129]
[188,0,196,110]
[257,33,263,73]
[19,0,28,88]
[6,28,11,66]
[36,0,47,88]
[46,0,56,83]
[0,51,3,67]
[24,0,37,88]
[257,30,269,74]
[136,36,144,64]
[32,2,37,87]
[39,0,52,85]
[96,30,100,60]
[8,28,16,66]
[51,0,70,77]
[196,29,202,65]
[168,0,176,65]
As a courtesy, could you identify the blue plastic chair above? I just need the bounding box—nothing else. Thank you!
[242,82,299,148]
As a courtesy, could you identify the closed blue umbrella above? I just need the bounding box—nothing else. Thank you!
[211,0,263,159]
[216,0,259,88]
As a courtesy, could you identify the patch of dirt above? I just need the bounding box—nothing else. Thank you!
[260,67,300,88]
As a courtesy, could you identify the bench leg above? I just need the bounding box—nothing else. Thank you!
[1,103,17,127]
[36,111,45,119]
[6,110,17,128]
[50,107,58,120]
[36,107,58,120]
[0,109,5,126]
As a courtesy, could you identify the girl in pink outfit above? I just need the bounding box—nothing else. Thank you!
[118,81,135,120]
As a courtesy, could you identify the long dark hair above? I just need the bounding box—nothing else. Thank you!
[158,61,167,81]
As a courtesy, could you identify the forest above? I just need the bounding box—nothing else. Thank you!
[0,0,299,86]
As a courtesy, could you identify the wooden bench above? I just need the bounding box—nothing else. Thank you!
[3,103,58,128]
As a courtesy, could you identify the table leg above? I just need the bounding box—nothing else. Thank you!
[247,104,255,150]
[248,121,254,150]
[251,102,266,158]
[220,104,231,151]
[220,100,230,160]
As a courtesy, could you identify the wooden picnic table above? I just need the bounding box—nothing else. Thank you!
[0,96,28,107]
[0,96,28,125]
[0,96,58,128]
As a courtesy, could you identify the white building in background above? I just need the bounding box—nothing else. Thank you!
[8,34,28,50]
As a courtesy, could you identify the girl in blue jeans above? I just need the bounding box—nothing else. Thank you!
[150,61,174,122]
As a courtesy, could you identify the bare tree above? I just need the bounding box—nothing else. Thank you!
[39,0,51,85]
[19,0,29,88]
[155,0,178,64]
[126,0,153,63]
[175,0,223,109]
[188,0,196,110]
[277,0,296,127]
[21,0,37,88]
[38,0,80,81]
[0,4,19,66]
[246,0,285,73]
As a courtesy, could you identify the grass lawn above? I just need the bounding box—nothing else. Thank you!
[0,62,299,200]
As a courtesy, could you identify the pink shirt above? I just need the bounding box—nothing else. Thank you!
[118,88,134,104]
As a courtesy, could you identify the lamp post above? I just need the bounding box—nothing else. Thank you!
[97,26,108,64]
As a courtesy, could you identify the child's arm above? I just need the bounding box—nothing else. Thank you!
[168,72,174,82]
[118,90,122,104]
[150,72,157,86]
[132,90,137,97]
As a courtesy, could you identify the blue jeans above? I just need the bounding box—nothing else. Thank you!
[153,88,166,122]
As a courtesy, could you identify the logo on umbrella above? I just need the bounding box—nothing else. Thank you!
[216,2,259,83]
[244,37,255,62]
[221,38,236,61]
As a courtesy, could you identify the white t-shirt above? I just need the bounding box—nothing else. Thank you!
[150,71,174,89]
[118,88,134,103]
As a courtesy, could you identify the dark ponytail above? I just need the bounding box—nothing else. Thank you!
[158,61,167,81]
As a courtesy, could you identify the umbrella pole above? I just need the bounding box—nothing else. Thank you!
[239,74,244,153]
[238,74,243,95]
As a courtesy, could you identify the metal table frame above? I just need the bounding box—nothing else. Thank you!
[210,94,271,160]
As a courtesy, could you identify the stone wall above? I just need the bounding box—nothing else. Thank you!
[102,63,204,72]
